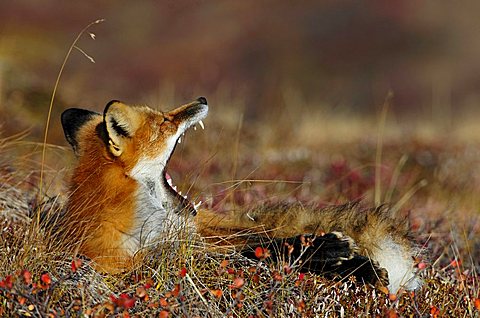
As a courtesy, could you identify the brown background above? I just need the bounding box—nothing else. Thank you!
[1,1,480,143]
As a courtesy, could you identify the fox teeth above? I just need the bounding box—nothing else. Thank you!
[172,186,177,191]
[178,137,181,144]
[193,201,202,210]
[199,120,205,130]
[167,179,173,186]
[193,126,197,131]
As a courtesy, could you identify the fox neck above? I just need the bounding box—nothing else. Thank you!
[127,156,196,251]
[128,129,180,214]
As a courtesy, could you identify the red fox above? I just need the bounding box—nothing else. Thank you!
[59,98,422,293]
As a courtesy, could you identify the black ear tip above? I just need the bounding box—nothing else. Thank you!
[106,100,122,107]
[103,99,122,118]
[61,108,100,152]
[61,108,71,119]
[61,108,77,128]
[104,100,123,115]
[196,97,207,105]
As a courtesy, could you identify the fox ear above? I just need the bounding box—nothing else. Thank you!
[61,108,100,155]
[103,100,141,157]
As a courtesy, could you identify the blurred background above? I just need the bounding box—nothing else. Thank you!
[1,2,479,309]
[1,0,480,144]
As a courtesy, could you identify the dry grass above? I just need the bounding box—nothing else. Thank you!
[1,105,480,317]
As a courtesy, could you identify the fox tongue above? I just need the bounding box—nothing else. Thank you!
[165,172,179,193]
[166,173,173,187]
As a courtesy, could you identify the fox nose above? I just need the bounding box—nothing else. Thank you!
[196,96,208,105]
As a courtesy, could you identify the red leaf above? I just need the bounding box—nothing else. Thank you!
[41,273,51,285]
[159,310,169,318]
[18,296,27,305]
[122,297,136,309]
[110,294,118,304]
[210,289,223,298]
[474,298,480,311]
[230,277,245,289]
[3,275,13,289]
[22,270,32,285]
[159,297,169,307]
[220,260,229,268]
[255,247,270,259]
[120,293,130,300]
[71,259,82,272]
[450,259,461,267]
[417,262,427,270]
[254,247,264,259]
[172,284,181,297]
[144,278,154,289]
[179,267,187,278]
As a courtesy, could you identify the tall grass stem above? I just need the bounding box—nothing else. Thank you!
[38,19,104,203]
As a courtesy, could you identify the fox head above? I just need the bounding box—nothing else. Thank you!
[61,97,208,220]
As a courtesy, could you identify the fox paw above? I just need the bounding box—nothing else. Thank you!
[242,232,360,271]
[241,231,390,288]
[323,255,390,287]
[373,260,390,288]
[319,231,360,262]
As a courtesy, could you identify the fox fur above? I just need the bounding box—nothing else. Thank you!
[198,202,421,292]
[59,98,422,293]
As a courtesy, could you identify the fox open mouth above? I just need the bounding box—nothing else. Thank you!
[161,98,208,216]
[163,172,201,216]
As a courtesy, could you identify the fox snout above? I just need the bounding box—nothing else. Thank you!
[196,96,207,104]
[166,97,208,129]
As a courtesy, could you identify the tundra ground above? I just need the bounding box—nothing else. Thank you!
[0,107,479,317]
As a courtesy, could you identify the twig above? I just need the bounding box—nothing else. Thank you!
[185,273,209,307]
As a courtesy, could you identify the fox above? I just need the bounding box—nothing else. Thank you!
[59,97,422,293]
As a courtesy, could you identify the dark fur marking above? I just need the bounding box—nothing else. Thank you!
[61,108,100,154]
[110,118,130,137]
[323,256,389,286]
[103,100,122,116]
[95,122,110,148]
[241,232,388,286]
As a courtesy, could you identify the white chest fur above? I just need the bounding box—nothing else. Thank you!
[121,154,194,254]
